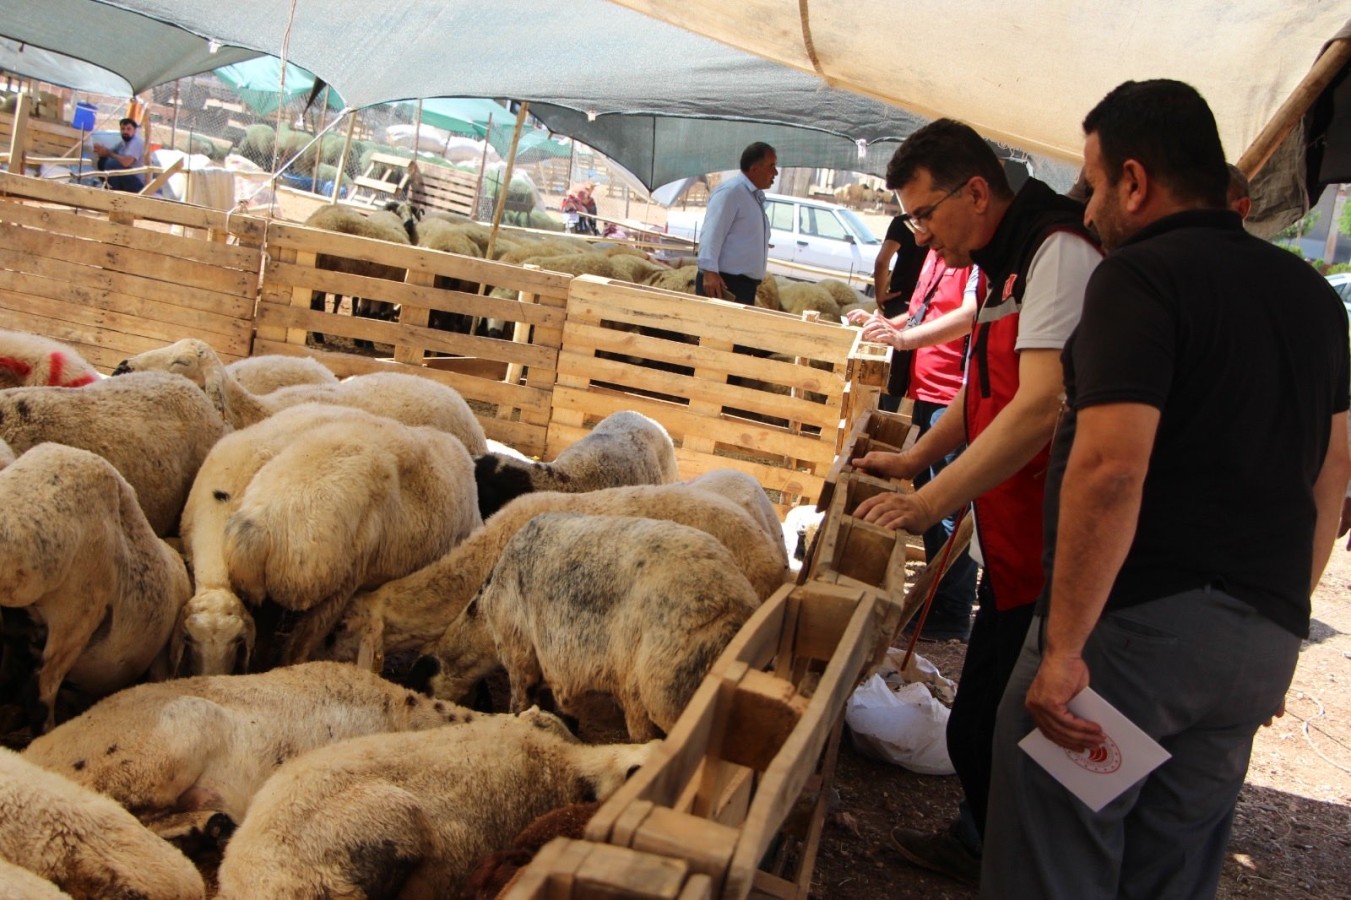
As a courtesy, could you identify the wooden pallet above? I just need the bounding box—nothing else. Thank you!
[346,152,415,207]
[409,163,479,218]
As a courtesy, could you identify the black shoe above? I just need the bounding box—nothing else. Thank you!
[890,825,981,887]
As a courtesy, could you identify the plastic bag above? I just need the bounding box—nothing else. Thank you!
[845,673,955,775]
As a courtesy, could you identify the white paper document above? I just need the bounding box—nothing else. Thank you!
[1019,686,1171,813]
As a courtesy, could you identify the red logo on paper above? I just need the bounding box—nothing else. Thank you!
[1002,274,1018,300]
[1065,736,1123,775]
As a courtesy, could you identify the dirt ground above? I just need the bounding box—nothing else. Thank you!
[809,544,1351,899]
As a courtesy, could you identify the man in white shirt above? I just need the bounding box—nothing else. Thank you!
[696,142,777,304]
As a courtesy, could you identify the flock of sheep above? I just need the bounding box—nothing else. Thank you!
[300,200,875,339]
[0,326,796,898]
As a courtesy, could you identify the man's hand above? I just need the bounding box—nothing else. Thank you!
[1025,654,1103,751]
[862,319,903,347]
[851,449,920,481]
[853,490,937,532]
[92,142,108,158]
[701,271,727,299]
[1261,698,1287,728]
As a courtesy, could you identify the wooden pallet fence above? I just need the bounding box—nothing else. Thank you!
[555,276,862,505]
[1,107,85,168]
[255,220,572,455]
[409,163,480,218]
[0,171,263,372]
[511,580,890,900]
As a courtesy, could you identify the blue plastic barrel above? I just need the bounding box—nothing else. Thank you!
[72,102,97,131]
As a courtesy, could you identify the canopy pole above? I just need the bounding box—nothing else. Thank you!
[413,98,423,156]
[1237,37,1351,179]
[485,101,529,265]
[331,110,357,204]
[170,80,181,154]
[316,84,330,140]
[472,112,494,221]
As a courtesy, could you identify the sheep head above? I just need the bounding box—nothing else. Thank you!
[172,588,256,677]
[414,596,499,702]
[474,453,542,519]
[112,338,216,386]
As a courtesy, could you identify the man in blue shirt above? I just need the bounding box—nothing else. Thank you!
[696,142,777,304]
[93,118,146,193]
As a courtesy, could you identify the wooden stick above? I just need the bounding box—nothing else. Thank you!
[484,102,529,268]
[1237,37,1351,179]
[472,111,494,221]
[331,111,356,204]
[7,91,30,174]
[139,158,185,197]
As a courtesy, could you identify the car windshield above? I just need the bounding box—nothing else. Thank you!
[837,207,881,244]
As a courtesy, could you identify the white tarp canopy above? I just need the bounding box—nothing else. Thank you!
[3,1,1346,220]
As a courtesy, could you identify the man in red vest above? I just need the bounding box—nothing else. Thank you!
[852,120,1101,886]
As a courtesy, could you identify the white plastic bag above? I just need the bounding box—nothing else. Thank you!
[845,674,955,775]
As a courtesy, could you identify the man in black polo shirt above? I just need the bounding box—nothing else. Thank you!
[981,80,1351,898]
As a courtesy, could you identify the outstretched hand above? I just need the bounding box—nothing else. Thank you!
[1025,654,1104,751]
[851,449,920,481]
[852,490,936,533]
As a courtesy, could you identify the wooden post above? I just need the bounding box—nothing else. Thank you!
[412,97,423,157]
[170,80,180,153]
[472,111,494,221]
[7,91,30,174]
[315,84,330,140]
[331,111,356,204]
[484,101,529,264]
[1238,37,1351,179]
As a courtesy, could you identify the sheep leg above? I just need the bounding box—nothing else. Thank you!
[32,597,107,732]
[278,592,354,666]
[502,647,544,715]
[618,688,662,743]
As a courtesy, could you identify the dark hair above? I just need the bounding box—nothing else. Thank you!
[1226,163,1250,205]
[740,142,775,172]
[119,117,138,129]
[886,119,1012,200]
[1082,80,1228,208]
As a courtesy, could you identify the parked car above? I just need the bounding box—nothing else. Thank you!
[664,192,882,292]
[1326,272,1351,319]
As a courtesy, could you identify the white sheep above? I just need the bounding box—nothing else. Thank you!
[0,857,72,899]
[324,481,789,670]
[684,468,789,570]
[0,444,192,731]
[0,438,13,470]
[22,662,473,835]
[0,329,98,389]
[177,403,481,673]
[473,409,677,518]
[224,353,338,394]
[0,371,229,536]
[424,512,761,740]
[214,710,654,900]
[113,338,488,454]
[0,748,205,900]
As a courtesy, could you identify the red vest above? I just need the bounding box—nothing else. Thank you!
[966,180,1097,611]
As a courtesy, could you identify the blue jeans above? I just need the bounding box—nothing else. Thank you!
[911,399,978,634]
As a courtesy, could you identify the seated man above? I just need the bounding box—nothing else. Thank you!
[93,118,146,193]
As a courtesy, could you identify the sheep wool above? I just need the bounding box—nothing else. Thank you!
[0,748,205,900]
[426,512,761,740]
[0,329,99,389]
[0,444,191,731]
[0,371,228,537]
[23,662,475,831]
[224,353,338,394]
[214,710,654,900]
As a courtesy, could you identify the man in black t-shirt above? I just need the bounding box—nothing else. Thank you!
[870,216,925,412]
[981,81,1351,899]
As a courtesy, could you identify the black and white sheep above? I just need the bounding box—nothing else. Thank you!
[176,402,481,674]
[0,371,229,537]
[0,328,98,389]
[214,709,654,899]
[473,409,677,518]
[424,512,761,740]
[0,444,192,731]
[0,748,205,900]
[22,662,474,836]
[324,481,789,671]
[113,338,488,455]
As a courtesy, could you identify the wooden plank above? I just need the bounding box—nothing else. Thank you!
[711,584,792,676]
[721,669,808,772]
[573,842,692,900]
[0,201,259,269]
[631,807,739,892]
[0,304,216,366]
[0,269,251,346]
[672,448,822,503]
[0,244,255,319]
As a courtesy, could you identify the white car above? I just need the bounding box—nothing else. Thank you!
[665,192,882,292]
[1326,272,1351,319]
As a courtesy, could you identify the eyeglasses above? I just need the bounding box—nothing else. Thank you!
[900,180,968,234]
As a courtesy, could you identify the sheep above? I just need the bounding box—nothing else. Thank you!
[177,403,481,674]
[0,371,229,537]
[644,264,698,294]
[755,273,782,309]
[324,480,789,671]
[817,278,865,309]
[223,353,337,394]
[422,513,760,739]
[461,801,602,899]
[473,409,676,518]
[0,329,98,389]
[0,857,72,899]
[0,444,192,731]
[22,662,474,835]
[685,468,789,569]
[779,280,842,321]
[213,710,654,900]
[0,438,12,469]
[0,748,205,900]
[113,338,488,454]
[606,252,662,285]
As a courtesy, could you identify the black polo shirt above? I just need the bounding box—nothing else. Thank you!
[1039,209,1349,637]
[884,216,925,317]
